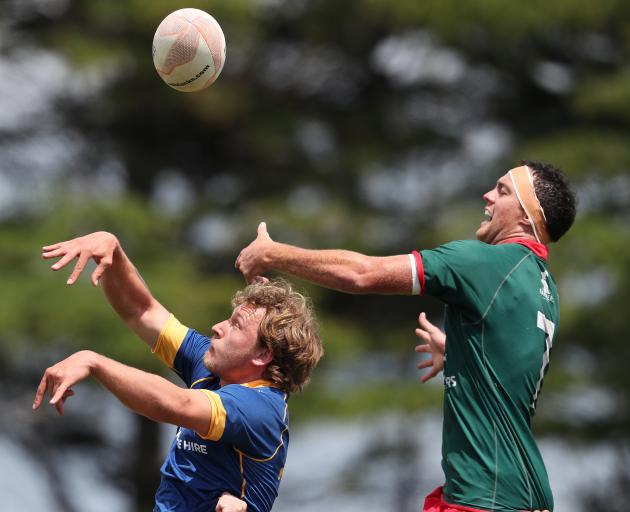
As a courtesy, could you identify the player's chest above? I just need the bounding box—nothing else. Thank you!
[173,427,235,463]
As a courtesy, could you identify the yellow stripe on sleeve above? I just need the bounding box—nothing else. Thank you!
[151,314,189,368]
[198,390,227,441]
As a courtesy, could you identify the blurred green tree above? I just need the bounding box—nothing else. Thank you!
[2,0,630,509]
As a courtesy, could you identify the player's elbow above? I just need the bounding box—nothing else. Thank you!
[123,298,162,329]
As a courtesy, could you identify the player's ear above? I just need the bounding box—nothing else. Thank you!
[518,212,538,239]
[519,211,535,230]
[252,347,272,367]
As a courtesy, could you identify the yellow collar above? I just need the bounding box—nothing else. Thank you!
[240,379,278,389]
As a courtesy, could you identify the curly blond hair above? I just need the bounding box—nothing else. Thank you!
[231,279,323,394]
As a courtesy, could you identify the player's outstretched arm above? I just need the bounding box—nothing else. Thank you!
[42,232,169,348]
[216,492,247,512]
[236,222,412,294]
[415,312,446,383]
[33,350,212,434]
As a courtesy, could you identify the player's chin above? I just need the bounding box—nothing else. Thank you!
[475,222,489,242]
[202,350,214,371]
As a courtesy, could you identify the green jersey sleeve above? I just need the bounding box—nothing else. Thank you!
[421,240,496,316]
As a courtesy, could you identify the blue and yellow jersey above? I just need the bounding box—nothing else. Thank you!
[152,315,289,512]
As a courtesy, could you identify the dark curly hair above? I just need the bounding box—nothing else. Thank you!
[522,160,577,242]
[232,279,324,394]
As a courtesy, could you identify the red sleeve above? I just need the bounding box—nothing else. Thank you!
[412,250,425,295]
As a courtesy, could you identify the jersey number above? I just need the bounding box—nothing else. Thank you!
[531,311,555,410]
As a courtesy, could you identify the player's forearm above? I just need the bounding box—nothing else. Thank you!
[99,242,155,321]
[92,235,168,348]
[264,243,371,292]
[266,243,411,294]
[90,352,206,431]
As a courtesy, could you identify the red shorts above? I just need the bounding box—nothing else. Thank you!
[422,487,488,512]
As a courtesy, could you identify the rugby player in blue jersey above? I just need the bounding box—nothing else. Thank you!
[33,231,324,512]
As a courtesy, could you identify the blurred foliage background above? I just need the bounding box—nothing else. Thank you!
[1,0,630,510]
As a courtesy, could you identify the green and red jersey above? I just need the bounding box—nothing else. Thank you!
[414,239,557,511]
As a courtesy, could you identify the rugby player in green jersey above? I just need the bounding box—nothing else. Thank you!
[34,231,324,512]
[236,161,576,512]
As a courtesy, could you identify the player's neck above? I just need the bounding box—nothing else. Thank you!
[491,223,538,245]
[220,368,267,388]
[496,233,537,245]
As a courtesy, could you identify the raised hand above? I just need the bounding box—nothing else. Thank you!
[414,312,446,383]
[235,222,274,283]
[32,351,96,416]
[42,231,119,286]
[215,492,247,512]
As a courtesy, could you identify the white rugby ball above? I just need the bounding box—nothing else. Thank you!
[152,8,226,92]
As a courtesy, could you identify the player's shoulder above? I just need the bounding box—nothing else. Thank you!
[437,239,488,251]
[423,239,537,274]
[177,328,212,359]
[219,383,288,425]
[437,239,528,252]
[184,327,212,346]
[219,383,287,408]
[441,239,540,256]
[426,239,495,259]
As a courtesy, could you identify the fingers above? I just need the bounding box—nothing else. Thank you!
[235,222,271,280]
[42,241,66,252]
[91,266,104,287]
[42,247,66,260]
[33,371,73,414]
[49,249,78,271]
[32,373,50,410]
[415,343,439,377]
[234,250,250,279]
[50,381,76,416]
[43,241,88,284]
[66,252,91,285]
[50,380,69,406]
[421,366,440,383]
[238,264,255,284]
[252,276,269,285]
[91,256,112,286]
[54,398,64,416]
[52,389,74,416]
[418,312,438,333]
[415,328,431,343]
[234,254,250,281]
